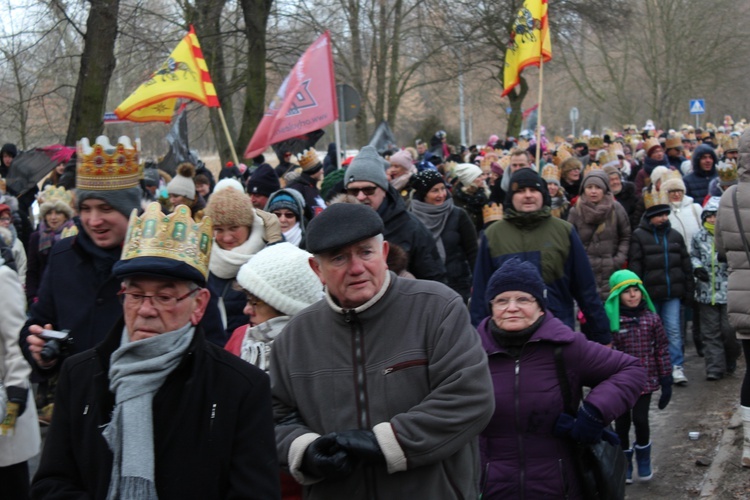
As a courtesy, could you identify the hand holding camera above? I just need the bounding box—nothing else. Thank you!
[27,324,72,369]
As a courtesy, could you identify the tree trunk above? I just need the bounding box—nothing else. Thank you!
[65,0,120,146]
[346,0,368,146]
[505,76,528,138]
[373,0,387,124]
[238,0,272,160]
[385,0,403,127]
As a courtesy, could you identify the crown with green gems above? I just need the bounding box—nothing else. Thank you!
[120,202,213,280]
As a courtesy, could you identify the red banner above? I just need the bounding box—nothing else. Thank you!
[244,32,338,158]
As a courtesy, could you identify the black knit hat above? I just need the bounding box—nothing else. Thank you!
[246,164,281,197]
[485,258,547,307]
[410,170,445,201]
[306,203,384,254]
[504,168,551,210]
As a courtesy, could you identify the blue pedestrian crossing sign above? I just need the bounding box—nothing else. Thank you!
[690,99,705,115]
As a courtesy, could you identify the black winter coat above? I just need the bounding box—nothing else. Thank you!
[615,180,639,222]
[378,186,447,283]
[31,323,280,500]
[628,219,693,301]
[441,207,478,301]
[287,172,323,220]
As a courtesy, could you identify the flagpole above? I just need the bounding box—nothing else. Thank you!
[535,58,544,170]
[217,107,241,166]
[334,120,343,170]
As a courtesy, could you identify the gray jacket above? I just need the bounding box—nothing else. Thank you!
[270,272,495,499]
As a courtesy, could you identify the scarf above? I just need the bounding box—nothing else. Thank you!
[73,218,122,284]
[644,156,668,174]
[619,302,646,318]
[240,316,289,371]
[704,221,715,235]
[390,172,413,191]
[489,314,544,359]
[576,193,614,226]
[38,219,75,253]
[103,323,194,500]
[410,198,453,261]
[283,222,302,247]
[208,226,266,279]
[503,206,552,230]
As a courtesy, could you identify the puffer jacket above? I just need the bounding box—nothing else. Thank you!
[668,195,703,246]
[567,196,631,301]
[628,218,693,301]
[716,130,750,336]
[683,144,718,201]
[477,313,644,499]
[691,226,728,304]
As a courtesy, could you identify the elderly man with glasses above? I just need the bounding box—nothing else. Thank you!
[31,203,280,499]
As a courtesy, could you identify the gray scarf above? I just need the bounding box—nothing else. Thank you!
[102,323,194,500]
[410,198,453,261]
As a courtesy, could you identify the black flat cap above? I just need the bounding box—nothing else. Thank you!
[306,203,384,254]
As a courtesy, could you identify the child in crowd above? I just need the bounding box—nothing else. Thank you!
[605,269,672,483]
[690,196,741,380]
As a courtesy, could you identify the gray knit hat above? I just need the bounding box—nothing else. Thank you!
[77,188,142,219]
[345,146,389,191]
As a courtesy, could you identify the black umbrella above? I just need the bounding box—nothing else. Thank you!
[5,145,75,197]
[271,129,325,162]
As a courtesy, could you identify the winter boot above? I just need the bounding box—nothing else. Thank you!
[623,449,634,484]
[741,406,750,468]
[634,442,653,481]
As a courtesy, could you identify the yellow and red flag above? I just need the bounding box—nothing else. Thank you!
[115,26,219,123]
[501,0,552,97]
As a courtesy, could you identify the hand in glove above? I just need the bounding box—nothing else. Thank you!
[300,433,353,480]
[694,267,710,282]
[570,403,606,444]
[255,209,283,244]
[553,412,575,439]
[658,375,673,410]
[335,429,385,464]
[6,386,27,416]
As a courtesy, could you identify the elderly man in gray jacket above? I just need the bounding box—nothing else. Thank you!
[270,203,495,499]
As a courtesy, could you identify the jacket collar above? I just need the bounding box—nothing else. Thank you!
[477,312,578,355]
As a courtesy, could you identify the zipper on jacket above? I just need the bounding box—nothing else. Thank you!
[209,403,217,439]
[711,238,717,305]
[514,358,525,500]
[382,359,428,375]
[559,458,570,499]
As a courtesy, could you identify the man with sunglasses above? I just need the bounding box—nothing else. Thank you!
[32,202,280,499]
[344,145,446,282]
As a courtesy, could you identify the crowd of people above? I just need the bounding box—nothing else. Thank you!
[0,118,747,498]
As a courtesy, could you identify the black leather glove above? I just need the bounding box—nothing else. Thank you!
[571,403,606,444]
[658,375,673,410]
[335,429,385,464]
[6,386,27,416]
[300,433,353,480]
[694,267,710,282]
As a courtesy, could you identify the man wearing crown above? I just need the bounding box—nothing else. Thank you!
[32,202,280,499]
[287,147,326,220]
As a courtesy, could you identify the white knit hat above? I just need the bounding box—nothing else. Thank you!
[236,242,322,316]
[167,163,196,200]
[452,163,483,186]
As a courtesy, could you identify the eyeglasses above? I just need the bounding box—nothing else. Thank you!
[273,211,296,219]
[491,296,537,310]
[346,186,378,196]
[118,287,200,308]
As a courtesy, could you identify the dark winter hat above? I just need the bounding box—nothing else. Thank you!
[411,170,445,201]
[247,164,281,197]
[644,203,670,219]
[485,258,547,307]
[143,167,160,187]
[505,168,551,210]
[345,146,389,191]
[306,203,384,255]
[320,168,346,201]
[267,190,302,220]
[0,143,17,159]
[581,170,610,194]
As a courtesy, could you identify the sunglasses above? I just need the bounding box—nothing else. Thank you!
[346,186,378,196]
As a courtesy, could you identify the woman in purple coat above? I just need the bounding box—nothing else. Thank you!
[477,258,645,499]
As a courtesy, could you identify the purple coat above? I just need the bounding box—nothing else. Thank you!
[477,313,645,499]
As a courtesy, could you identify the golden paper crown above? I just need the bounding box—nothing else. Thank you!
[664,137,682,150]
[498,155,512,170]
[297,148,320,170]
[517,138,530,151]
[644,137,661,152]
[479,156,492,172]
[583,163,602,176]
[39,185,73,206]
[721,135,739,151]
[588,136,604,149]
[121,202,213,281]
[609,142,624,157]
[553,146,572,166]
[541,163,560,182]
[643,188,668,209]
[718,161,739,184]
[0,176,6,194]
[597,152,618,168]
[77,136,142,191]
[482,203,503,224]
[686,132,697,141]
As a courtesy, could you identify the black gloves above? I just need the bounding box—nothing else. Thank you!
[301,433,353,480]
[335,430,385,464]
[570,403,606,444]
[6,386,27,416]
[694,267,710,282]
[659,375,673,410]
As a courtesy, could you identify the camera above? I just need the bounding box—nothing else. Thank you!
[39,329,72,362]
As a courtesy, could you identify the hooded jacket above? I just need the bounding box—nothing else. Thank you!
[683,144,718,201]
[715,130,750,337]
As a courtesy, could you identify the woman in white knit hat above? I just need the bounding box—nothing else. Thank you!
[224,242,322,370]
[451,162,490,232]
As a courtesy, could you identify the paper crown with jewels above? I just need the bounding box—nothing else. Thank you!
[541,163,561,183]
[39,185,73,206]
[643,189,668,209]
[482,202,503,224]
[583,162,602,176]
[77,136,143,191]
[114,202,213,285]
[721,135,739,152]
[297,148,321,171]
[718,160,739,185]
[588,136,604,149]
[553,145,572,166]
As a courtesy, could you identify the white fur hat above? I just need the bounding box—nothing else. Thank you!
[236,242,322,316]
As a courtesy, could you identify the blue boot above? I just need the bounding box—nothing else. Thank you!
[624,449,634,484]
[635,442,653,481]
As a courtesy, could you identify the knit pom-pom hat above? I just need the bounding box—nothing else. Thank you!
[167,163,196,200]
[605,269,656,332]
[236,242,322,315]
[205,186,255,228]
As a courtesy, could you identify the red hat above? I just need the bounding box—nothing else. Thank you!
[0,204,10,216]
